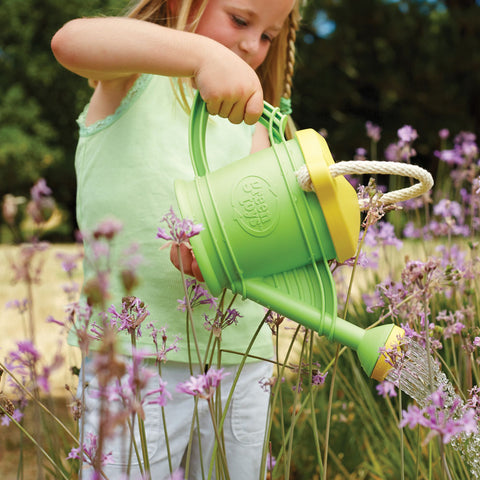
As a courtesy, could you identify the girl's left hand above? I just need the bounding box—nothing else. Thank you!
[170,243,205,282]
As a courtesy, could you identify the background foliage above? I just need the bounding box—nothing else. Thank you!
[1,0,479,240]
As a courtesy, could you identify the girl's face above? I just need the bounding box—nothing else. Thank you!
[195,0,295,71]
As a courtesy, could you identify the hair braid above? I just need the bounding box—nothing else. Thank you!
[283,11,299,101]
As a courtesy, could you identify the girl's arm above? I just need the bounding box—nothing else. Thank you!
[51,17,264,125]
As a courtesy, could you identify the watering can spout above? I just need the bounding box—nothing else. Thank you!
[354,324,405,381]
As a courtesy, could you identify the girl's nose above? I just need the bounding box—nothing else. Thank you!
[239,34,260,56]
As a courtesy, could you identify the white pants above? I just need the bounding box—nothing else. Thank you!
[79,360,272,480]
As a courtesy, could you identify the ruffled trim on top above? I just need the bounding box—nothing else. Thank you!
[77,74,153,137]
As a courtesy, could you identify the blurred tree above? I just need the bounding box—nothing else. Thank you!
[0,0,124,240]
[292,0,480,173]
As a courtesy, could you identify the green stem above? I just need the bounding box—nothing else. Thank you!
[207,399,230,480]
[177,245,204,371]
[322,344,340,480]
[269,324,302,479]
[184,397,200,479]
[285,328,308,476]
[126,415,145,478]
[130,332,151,477]
[157,363,173,474]
[0,404,69,480]
[307,335,323,472]
[219,350,296,371]
[208,315,270,479]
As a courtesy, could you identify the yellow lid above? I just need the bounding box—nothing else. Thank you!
[295,129,360,262]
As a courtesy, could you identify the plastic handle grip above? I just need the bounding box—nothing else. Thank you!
[188,92,288,177]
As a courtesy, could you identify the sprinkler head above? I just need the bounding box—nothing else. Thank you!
[356,324,405,381]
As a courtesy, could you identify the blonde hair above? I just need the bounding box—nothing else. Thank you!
[126,0,301,136]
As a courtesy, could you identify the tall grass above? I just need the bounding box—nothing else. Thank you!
[1,125,479,479]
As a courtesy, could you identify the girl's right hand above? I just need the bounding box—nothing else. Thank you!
[193,43,264,126]
[170,243,205,283]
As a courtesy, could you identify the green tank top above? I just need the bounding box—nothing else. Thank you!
[71,74,273,364]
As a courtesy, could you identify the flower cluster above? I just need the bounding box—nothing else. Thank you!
[5,340,63,395]
[399,387,478,445]
[157,206,204,245]
[148,324,180,363]
[384,125,418,162]
[26,178,56,226]
[177,278,217,312]
[67,432,113,467]
[107,296,150,338]
[203,307,242,338]
[176,368,230,400]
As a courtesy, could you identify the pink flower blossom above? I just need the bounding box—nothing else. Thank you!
[376,381,397,398]
[176,368,230,400]
[366,121,381,142]
[67,432,113,466]
[399,387,478,445]
[157,207,204,245]
[438,128,450,140]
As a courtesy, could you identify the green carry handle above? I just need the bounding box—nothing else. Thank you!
[188,95,287,178]
[175,93,404,381]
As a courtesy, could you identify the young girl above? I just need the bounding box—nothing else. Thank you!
[52,0,301,478]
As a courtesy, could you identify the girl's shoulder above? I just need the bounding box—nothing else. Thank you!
[78,74,160,136]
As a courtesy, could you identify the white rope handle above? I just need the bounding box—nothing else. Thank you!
[296,160,434,209]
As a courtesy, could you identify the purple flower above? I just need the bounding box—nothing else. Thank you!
[10,340,41,364]
[65,301,94,353]
[1,408,23,426]
[434,148,463,166]
[433,199,462,219]
[144,377,172,408]
[176,368,230,400]
[403,221,421,239]
[364,221,403,250]
[266,452,276,471]
[362,289,385,313]
[385,142,402,162]
[108,296,150,337]
[397,125,418,144]
[169,469,185,480]
[5,298,28,314]
[354,147,367,160]
[148,324,180,362]
[11,341,63,395]
[204,308,242,337]
[56,250,83,274]
[376,381,397,398]
[436,310,465,339]
[92,217,123,240]
[455,131,478,159]
[30,178,52,201]
[157,207,204,245]
[67,432,113,466]
[265,310,287,335]
[177,278,217,312]
[366,121,381,142]
[89,348,171,418]
[312,368,328,386]
[439,128,450,140]
[399,387,478,445]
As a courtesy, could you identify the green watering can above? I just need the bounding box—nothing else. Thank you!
[175,94,405,381]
